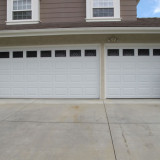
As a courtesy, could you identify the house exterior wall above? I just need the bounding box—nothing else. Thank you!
[0,0,137,26]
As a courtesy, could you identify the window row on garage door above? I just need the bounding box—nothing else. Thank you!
[0,49,97,58]
[0,48,160,59]
[107,48,160,56]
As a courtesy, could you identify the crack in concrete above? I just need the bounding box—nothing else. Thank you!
[120,124,131,156]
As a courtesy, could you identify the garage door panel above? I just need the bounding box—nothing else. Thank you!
[11,82,26,88]
[0,75,11,82]
[122,63,136,69]
[26,88,38,96]
[137,75,159,82]
[84,62,97,69]
[137,88,151,96]
[0,70,12,75]
[70,75,82,82]
[0,88,11,96]
[70,62,83,69]
[153,88,160,95]
[123,70,136,75]
[106,47,160,98]
[107,63,121,69]
[39,75,53,82]
[85,74,98,81]
[55,75,67,82]
[26,75,39,82]
[108,88,121,96]
[39,88,53,96]
[123,75,136,82]
[12,88,25,96]
[55,62,67,69]
[85,88,98,96]
[122,88,136,95]
[27,82,39,88]
[0,62,10,70]
[70,88,83,95]
[108,75,121,82]
[39,82,52,88]
[55,88,68,95]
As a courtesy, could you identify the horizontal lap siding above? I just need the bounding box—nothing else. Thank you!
[0,0,6,24]
[121,0,137,21]
[40,0,86,23]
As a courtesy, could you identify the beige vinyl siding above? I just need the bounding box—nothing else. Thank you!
[40,0,86,23]
[121,0,137,21]
[0,0,6,24]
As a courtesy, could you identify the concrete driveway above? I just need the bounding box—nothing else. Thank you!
[0,99,160,160]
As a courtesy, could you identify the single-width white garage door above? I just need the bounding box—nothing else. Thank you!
[0,46,100,98]
[106,47,160,98]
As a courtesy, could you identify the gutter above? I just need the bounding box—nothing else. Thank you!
[0,27,160,38]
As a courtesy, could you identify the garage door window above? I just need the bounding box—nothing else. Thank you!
[153,49,160,56]
[138,49,149,56]
[70,50,81,57]
[27,51,37,58]
[123,49,134,56]
[41,51,52,57]
[55,50,66,57]
[85,50,96,56]
[0,52,10,58]
[13,51,23,58]
[108,49,119,56]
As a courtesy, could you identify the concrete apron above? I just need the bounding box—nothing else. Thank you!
[0,98,160,104]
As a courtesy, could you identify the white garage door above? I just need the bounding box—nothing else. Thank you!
[0,46,100,98]
[106,47,160,98]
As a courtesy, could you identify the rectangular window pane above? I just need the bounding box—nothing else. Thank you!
[55,50,66,57]
[123,49,134,56]
[93,8,114,17]
[0,52,9,58]
[93,0,114,8]
[138,49,149,56]
[153,49,160,56]
[13,0,31,10]
[27,51,37,58]
[85,50,96,56]
[108,49,119,56]
[41,51,52,57]
[13,51,23,58]
[70,50,81,57]
[13,11,32,20]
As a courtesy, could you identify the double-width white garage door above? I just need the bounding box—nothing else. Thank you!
[0,46,100,98]
[106,47,160,98]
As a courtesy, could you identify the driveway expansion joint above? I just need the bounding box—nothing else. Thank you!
[103,100,117,160]
[4,120,108,124]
